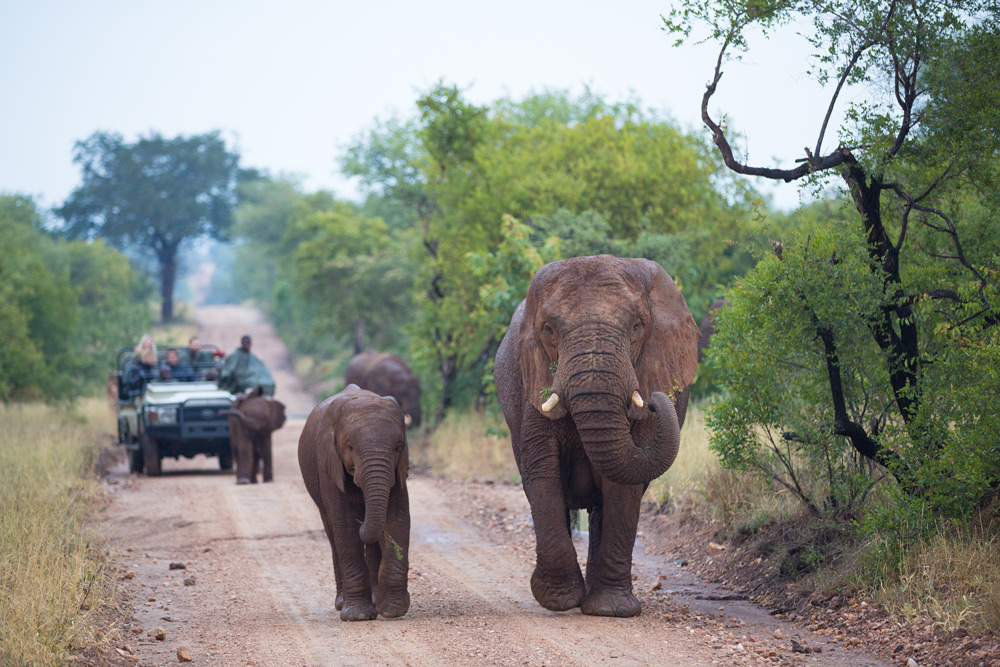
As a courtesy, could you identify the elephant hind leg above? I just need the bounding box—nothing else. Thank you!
[262,435,274,482]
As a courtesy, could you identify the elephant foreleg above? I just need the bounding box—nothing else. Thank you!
[323,487,376,621]
[365,542,381,606]
[375,485,410,618]
[580,481,644,617]
[519,419,584,611]
[318,511,345,611]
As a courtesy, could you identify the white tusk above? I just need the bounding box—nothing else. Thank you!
[541,393,560,413]
[632,391,645,409]
[404,414,412,426]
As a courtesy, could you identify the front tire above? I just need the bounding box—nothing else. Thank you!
[141,433,162,477]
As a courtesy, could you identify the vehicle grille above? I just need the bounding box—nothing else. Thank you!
[180,401,231,439]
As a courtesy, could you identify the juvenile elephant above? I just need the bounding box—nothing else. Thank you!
[226,386,287,484]
[344,351,421,428]
[494,255,699,617]
[298,385,410,621]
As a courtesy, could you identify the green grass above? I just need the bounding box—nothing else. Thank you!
[0,398,119,665]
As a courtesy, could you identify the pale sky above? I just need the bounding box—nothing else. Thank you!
[1,1,841,213]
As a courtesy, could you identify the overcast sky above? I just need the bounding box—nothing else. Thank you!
[1,1,841,213]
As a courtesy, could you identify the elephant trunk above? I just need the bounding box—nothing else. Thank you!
[358,458,394,544]
[563,336,681,486]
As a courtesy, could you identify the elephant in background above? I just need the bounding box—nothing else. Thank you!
[494,255,699,617]
[697,297,729,363]
[226,386,287,484]
[344,351,421,429]
[299,385,410,621]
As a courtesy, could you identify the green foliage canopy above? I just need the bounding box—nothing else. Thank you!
[667,1,1000,515]
[0,195,151,401]
[58,131,241,321]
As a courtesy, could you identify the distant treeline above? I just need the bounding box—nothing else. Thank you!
[0,195,151,401]
[220,86,768,422]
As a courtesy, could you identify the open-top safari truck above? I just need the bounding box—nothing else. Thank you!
[114,345,235,476]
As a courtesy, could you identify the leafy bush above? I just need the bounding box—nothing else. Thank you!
[708,218,1000,519]
[0,195,151,401]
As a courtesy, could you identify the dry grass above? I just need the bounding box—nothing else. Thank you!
[644,403,716,506]
[645,402,797,532]
[417,410,519,483]
[866,523,1000,634]
[0,398,119,665]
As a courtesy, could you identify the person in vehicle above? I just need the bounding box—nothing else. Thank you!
[124,333,158,396]
[182,336,215,364]
[160,348,196,381]
[218,334,275,395]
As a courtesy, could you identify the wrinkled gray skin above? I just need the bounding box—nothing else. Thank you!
[298,385,410,621]
[494,255,699,617]
[345,352,422,429]
[697,298,729,363]
[227,386,287,484]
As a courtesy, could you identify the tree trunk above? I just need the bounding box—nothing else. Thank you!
[159,249,177,322]
[353,320,366,354]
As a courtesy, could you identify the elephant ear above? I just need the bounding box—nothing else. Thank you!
[323,394,352,493]
[514,297,567,420]
[633,259,700,410]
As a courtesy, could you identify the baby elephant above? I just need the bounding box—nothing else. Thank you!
[227,386,287,484]
[298,385,410,621]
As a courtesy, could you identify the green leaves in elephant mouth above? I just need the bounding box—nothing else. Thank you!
[386,534,405,561]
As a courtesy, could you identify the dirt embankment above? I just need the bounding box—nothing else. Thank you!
[100,305,891,666]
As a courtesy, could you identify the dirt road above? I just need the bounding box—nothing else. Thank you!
[102,305,888,666]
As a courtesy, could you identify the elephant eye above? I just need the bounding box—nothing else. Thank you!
[542,323,554,337]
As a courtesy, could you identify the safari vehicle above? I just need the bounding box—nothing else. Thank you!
[115,345,235,476]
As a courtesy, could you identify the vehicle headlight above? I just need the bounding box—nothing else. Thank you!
[149,406,178,425]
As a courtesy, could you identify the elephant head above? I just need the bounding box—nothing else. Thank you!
[514,256,699,486]
[326,386,409,544]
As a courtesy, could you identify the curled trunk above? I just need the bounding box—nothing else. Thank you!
[563,343,681,486]
[359,460,394,544]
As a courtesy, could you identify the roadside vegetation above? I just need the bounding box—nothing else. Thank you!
[1,0,995,658]
[0,195,152,401]
[0,399,119,665]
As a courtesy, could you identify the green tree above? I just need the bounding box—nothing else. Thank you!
[666,3,1000,512]
[58,131,241,321]
[290,201,417,354]
[343,84,758,423]
[0,195,151,401]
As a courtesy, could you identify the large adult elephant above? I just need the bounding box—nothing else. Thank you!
[344,352,421,429]
[299,385,411,621]
[494,255,699,617]
[226,386,287,484]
